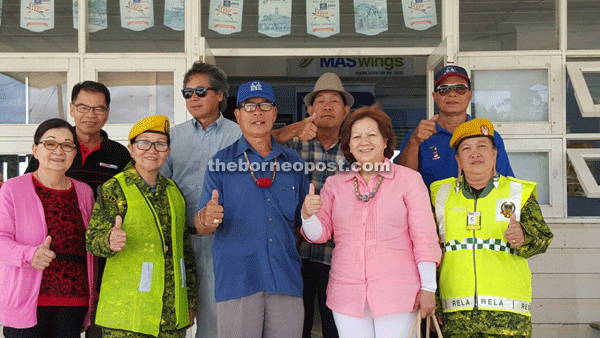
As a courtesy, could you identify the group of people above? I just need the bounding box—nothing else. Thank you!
[0,63,553,338]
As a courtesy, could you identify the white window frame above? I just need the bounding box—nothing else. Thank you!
[0,57,79,155]
[458,53,564,136]
[503,137,565,218]
[83,57,188,143]
[566,61,600,117]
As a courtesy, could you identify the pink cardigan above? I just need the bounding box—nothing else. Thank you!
[0,173,97,329]
[303,160,442,318]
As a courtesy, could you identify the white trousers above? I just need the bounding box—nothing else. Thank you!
[333,302,418,338]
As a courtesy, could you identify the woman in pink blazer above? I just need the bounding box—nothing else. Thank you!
[301,105,442,338]
[0,118,96,338]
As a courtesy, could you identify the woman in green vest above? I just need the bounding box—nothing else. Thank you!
[86,115,198,338]
[430,118,553,338]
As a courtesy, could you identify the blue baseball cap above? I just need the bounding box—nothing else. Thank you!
[434,65,471,88]
[236,81,276,106]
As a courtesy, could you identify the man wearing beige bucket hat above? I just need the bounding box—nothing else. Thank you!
[273,72,354,338]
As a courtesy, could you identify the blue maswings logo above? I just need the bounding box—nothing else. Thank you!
[298,58,315,68]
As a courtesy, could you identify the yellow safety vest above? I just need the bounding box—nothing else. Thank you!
[430,175,536,316]
[96,173,190,337]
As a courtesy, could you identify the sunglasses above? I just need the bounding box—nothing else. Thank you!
[435,84,470,96]
[181,86,216,99]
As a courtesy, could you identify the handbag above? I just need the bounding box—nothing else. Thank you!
[408,314,443,338]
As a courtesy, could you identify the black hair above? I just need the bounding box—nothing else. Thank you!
[34,118,77,146]
[183,61,229,112]
[71,81,111,107]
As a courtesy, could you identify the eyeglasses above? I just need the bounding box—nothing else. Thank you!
[133,140,169,152]
[74,104,109,115]
[39,140,76,152]
[240,102,275,112]
[435,84,470,96]
[181,86,215,99]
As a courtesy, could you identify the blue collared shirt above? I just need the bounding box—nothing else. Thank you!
[398,115,514,189]
[198,136,309,302]
[161,115,242,227]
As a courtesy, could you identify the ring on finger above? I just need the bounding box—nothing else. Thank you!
[213,219,220,224]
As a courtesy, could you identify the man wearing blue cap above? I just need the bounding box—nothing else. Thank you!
[396,65,514,188]
[195,81,309,338]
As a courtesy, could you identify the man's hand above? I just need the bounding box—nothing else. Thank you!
[505,213,525,247]
[297,114,318,141]
[197,190,223,233]
[409,114,439,145]
[301,183,322,219]
[32,236,55,270]
[109,215,126,252]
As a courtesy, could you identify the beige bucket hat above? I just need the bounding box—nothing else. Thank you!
[303,72,355,107]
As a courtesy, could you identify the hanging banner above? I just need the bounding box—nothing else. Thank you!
[164,0,184,31]
[73,0,107,32]
[354,0,387,36]
[287,57,414,77]
[306,0,339,38]
[120,0,154,31]
[258,0,291,38]
[21,0,54,32]
[401,0,437,31]
[208,0,243,35]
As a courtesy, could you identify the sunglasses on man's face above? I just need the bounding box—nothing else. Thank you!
[181,86,215,99]
[435,84,470,96]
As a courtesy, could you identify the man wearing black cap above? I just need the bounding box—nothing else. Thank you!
[396,65,514,188]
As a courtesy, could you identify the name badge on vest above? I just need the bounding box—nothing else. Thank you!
[466,211,481,230]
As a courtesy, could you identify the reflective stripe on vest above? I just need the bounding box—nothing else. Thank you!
[444,237,515,255]
[435,183,451,244]
[443,295,531,314]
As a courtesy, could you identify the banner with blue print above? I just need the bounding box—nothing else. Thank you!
[258,0,292,38]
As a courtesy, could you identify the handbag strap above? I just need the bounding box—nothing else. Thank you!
[410,314,443,338]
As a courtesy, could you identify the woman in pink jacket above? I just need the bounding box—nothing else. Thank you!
[0,118,96,338]
[301,105,442,338]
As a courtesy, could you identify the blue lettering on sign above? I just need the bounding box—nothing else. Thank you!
[319,58,357,68]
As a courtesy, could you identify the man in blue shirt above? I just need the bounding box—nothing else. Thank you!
[396,65,513,188]
[161,62,242,338]
[196,81,309,338]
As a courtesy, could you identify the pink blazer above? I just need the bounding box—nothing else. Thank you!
[0,173,97,329]
[303,160,442,317]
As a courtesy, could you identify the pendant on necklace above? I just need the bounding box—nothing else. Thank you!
[256,177,273,188]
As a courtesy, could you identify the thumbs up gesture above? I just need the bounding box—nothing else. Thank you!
[197,190,224,234]
[109,215,127,252]
[298,114,318,141]
[302,183,322,219]
[410,114,439,145]
[32,235,55,270]
[505,213,524,248]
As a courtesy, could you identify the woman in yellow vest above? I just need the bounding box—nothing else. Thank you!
[430,118,553,338]
[86,115,198,338]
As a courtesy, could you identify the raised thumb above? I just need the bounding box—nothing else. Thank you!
[43,235,52,248]
[309,183,315,195]
[211,189,220,202]
[308,113,317,122]
[114,215,123,230]
[430,114,440,122]
[509,213,517,226]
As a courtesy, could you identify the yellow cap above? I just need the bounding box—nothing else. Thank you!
[450,118,494,148]
[128,115,170,140]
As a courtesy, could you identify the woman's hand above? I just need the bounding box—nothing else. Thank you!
[413,290,436,318]
[109,215,126,252]
[32,236,55,270]
[505,214,525,248]
[301,183,322,219]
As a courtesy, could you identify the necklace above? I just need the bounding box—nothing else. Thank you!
[244,151,277,188]
[353,176,383,202]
